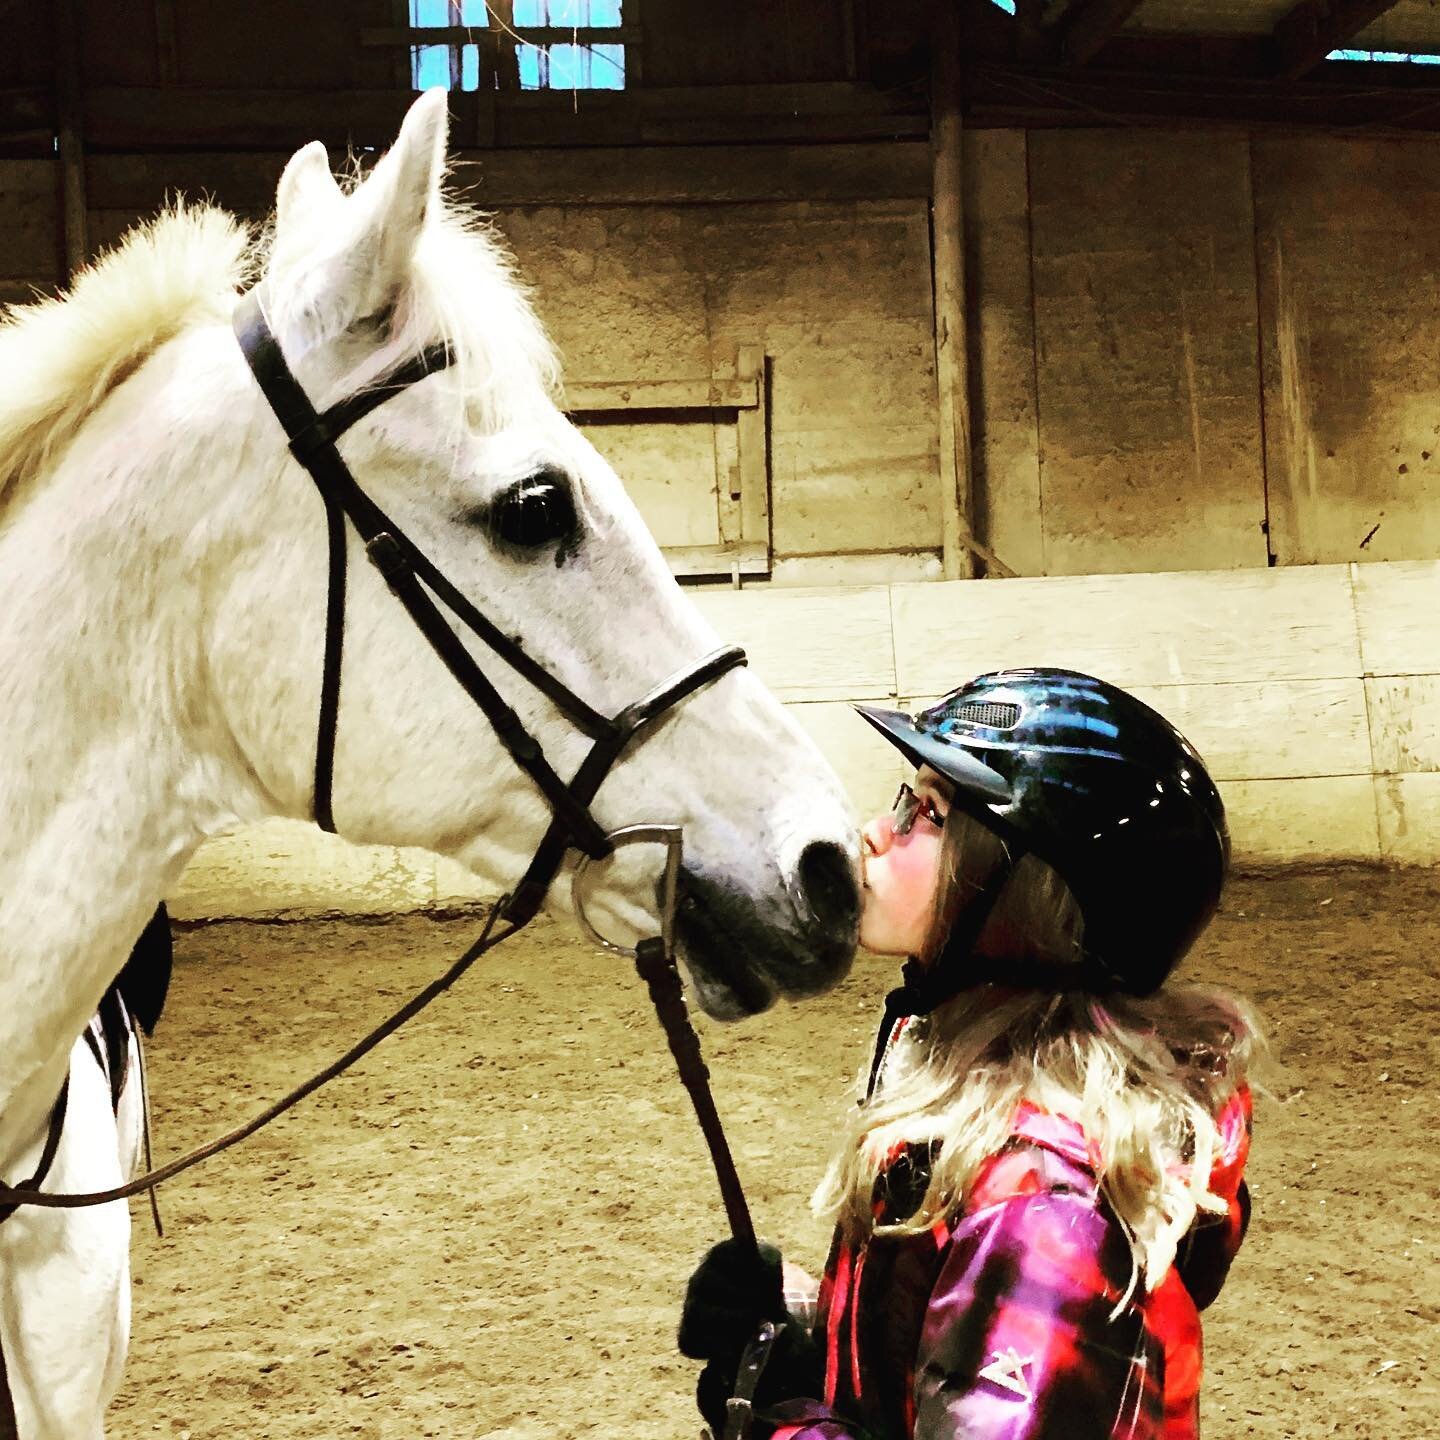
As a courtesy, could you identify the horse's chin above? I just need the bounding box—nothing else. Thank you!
[679,947,778,1021]
[672,864,856,1022]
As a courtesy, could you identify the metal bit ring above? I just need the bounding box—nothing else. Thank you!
[571,823,684,958]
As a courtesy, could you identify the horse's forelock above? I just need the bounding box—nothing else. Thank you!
[0,203,254,512]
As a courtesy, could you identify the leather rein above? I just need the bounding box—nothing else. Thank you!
[0,291,749,1222]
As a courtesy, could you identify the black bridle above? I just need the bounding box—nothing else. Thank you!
[231,289,747,927]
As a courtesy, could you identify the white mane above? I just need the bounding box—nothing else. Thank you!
[0,204,253,512]
[0,173,562,516]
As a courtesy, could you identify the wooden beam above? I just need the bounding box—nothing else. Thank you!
[1013,0,1048,63]
[153,0,179,84]
[71,84,926,151]
[53,0,87,281]
[360,25,643,46]
[1058,0,1148,67]
[1271,0,1404,79]
[930,0,977,581]
[566,376,759,413]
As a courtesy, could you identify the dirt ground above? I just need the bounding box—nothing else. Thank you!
[110,865,1438,1439]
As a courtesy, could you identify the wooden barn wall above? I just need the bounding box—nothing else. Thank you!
[9,125,1440,569]
[972,129,1440,577]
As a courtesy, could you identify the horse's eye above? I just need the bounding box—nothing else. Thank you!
[472,466,579,561]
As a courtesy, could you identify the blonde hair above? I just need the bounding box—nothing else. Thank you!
[814,810,1265,1289]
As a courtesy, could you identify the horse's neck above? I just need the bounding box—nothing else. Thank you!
[0,398,261,1159]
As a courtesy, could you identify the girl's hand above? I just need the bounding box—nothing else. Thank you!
[677,1238,786,1361]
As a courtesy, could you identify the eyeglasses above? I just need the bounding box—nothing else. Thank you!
[891,782,946,836]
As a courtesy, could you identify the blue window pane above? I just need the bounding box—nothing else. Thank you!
[514,0,545,23]
[461,43,479,90]
[1328,46,1440,62]
[412,44,452,89]
[460,0,489,21]
[411,0,449,26]
[590,0,622,24]
[589,43,624,88]
[548,42,582,87]
[518,43,543,88]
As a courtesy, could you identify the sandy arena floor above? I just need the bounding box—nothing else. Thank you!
[109,865,1438,1438]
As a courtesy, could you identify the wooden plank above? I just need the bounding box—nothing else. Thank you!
[1374,772,1440,864]
[891,566,1362,697]
[1225,776,1379,863]
[1352,560,1440,676]
[566,375,758,413]
[666,542,769,579]
[1365,674,1440,775]
[1272,0,1405,79]
[735,344,770,556]
[0,159,62,281]
[361,25,644,45]
[0,89,49,140]
[901,676,1370,784]
[85,143,929,212]
[688,586,895,703]
[1252,139,1440,567]
[76,83,925,151]
[1028,132,1269,574]
[154,0,179,85]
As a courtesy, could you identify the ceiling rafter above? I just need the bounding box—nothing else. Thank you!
[1057,0,1150,67]
[1271,0,1406,79]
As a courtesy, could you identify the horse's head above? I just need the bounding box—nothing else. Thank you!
[196,92,859,1017]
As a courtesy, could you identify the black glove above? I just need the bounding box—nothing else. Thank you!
[679,1239,819,1436]
[679,1238,787,1361]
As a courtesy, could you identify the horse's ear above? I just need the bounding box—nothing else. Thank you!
[267,90,449,345]
[339,88,449,313]
[276,140,341,232]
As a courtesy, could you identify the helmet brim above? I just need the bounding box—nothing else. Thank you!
[854,705,1012,805]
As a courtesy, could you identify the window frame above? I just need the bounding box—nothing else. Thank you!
[380,0,641,94]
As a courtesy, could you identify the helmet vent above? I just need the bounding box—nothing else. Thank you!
[948,700,1021,729]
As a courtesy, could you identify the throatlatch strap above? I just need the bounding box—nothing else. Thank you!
[314,489,347,833]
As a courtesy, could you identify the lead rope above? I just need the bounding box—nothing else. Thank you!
[572,829,774,1440]
[0,900,517,1215]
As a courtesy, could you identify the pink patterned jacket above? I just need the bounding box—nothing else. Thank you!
[763,1088,1253,1440]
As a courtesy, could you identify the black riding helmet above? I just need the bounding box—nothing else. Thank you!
[856,668,1228,996]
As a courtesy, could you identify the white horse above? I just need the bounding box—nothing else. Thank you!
[0,89,860,1436]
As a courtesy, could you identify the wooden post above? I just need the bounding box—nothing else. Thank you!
[930,0,976,579]
[54,0,88,283]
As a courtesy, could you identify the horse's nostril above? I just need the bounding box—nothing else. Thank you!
[795,841,861,939]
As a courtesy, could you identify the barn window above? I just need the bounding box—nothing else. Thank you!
[407,0,628,93]
[1326,48,1440,63]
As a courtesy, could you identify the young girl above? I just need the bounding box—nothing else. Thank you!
[679,668,1263,1440]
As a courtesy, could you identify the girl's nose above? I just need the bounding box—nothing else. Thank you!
[862,813,893,857]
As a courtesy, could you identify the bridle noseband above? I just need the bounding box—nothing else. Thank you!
[231,289,746,926]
